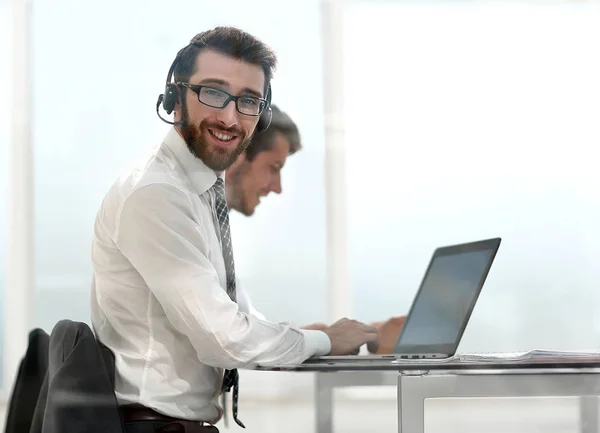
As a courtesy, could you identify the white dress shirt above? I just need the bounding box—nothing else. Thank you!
[90,127,331,423]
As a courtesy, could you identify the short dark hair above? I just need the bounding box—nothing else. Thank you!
[245,105,302,161]
[173,26,277,96]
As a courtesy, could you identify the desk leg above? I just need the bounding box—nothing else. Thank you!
[397,376,424,433]
[316,373,333,433]
[580,396,599,433]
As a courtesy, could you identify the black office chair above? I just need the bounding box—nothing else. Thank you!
[28,319,125,433]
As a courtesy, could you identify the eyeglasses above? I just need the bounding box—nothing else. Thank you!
[178,83,268,116]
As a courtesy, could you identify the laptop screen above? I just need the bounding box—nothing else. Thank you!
[394,239,500,355]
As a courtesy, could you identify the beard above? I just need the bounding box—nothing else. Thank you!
[179,109,253,172]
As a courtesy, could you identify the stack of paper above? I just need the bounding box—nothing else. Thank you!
[456,350,600,363]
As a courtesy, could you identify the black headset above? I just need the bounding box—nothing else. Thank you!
[156,42,273,132]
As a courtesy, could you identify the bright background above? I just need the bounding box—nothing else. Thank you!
[2,0,600,431]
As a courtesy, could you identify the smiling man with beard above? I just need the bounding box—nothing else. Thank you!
[90,26,378,433]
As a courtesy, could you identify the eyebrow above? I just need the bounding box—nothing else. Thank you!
[198,78,263,99]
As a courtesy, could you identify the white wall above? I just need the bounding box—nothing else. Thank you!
[343,1,600,352]
[0,0,13,393]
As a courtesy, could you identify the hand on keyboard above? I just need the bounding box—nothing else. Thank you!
[322,318,379,356]
[367,315,407,354]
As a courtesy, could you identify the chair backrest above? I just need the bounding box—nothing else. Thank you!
[29,319,124,433]
[3,329,50,433]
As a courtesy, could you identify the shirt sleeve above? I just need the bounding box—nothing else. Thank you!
[114,183,331,369]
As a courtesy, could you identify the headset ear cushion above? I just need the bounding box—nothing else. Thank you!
[163,84,177,114]
[257,107,272,133]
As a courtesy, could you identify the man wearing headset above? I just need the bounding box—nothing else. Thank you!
[90,26,378,433]
[226,105,408,349]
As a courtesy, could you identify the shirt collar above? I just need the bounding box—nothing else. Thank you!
[163,126,224,195]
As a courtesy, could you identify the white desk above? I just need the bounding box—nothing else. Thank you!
[262,359,600,433]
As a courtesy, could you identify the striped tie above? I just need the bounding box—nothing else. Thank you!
[211,177,245,429]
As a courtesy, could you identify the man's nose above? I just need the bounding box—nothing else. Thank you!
[270,177,282,194]
[216,100,240,127]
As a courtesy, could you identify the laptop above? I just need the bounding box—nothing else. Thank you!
[304,237,502,364]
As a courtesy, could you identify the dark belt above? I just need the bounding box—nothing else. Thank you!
[120,404,218,433]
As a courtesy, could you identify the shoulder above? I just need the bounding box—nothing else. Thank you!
[94,144,197,240]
